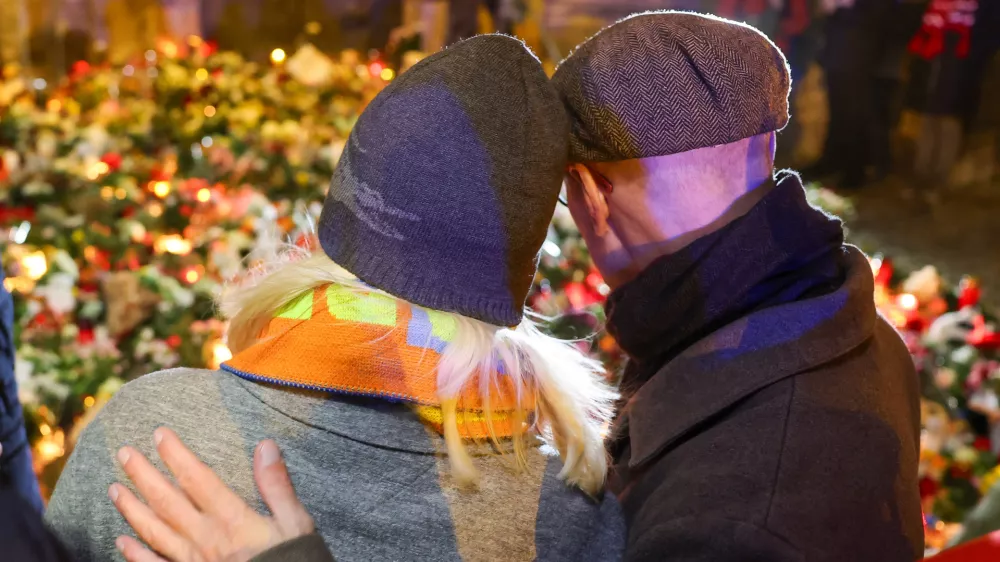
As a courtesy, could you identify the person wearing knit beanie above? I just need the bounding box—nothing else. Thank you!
[553,11,922,562]
[45,35,625,562]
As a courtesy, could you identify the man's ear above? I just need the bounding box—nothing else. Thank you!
[568,163,610,237]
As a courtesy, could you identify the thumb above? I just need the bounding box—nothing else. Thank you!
[254,440,314,536]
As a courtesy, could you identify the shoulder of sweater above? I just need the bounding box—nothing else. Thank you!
[114,367,235,398]
[100,367,247,421]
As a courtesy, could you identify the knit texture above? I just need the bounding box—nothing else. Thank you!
[552,11,791,162]
[222,284,531,438]
[46,369,627,562]
[318,34,569,327]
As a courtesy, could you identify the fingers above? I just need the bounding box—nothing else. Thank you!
[115,536,169,562]
[116,445,207,541]
[254,440,314,536]
[152,427,246,521]
[109,483,195,561]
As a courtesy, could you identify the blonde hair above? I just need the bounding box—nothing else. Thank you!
[220,247,617,495]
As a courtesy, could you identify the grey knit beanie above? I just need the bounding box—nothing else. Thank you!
[552,11,791,162]
[318,34,569,327]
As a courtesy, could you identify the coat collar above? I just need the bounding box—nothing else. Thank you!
[605,171,847,390]
[625,245,878,468]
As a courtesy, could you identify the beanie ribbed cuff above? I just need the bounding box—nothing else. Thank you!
[319,220,524,327]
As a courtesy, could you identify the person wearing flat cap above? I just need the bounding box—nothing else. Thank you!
[551,10,922,562]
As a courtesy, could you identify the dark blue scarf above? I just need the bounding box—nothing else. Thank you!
[605,170,847,393]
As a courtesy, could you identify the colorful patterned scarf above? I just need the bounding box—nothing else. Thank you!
[221,284,531,439]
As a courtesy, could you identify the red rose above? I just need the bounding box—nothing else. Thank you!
[149,167,168,182]
[950,465,972,480]
[295,233,317,250]
[77,328,95,344]
[166,335,182,348]
[958,276,981,308]
[101,152,123,172]
[72,60,91,78]
[874,257,894,287]
[0,206,36,222]
[919,476,939,499]
[969,330,1000,351]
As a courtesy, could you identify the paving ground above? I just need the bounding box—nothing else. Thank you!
[841,177,1000,309]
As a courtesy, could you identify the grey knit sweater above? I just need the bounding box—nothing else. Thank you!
[45,368,625,561]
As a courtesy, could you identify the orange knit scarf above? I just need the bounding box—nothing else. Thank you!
[222,284,532,439]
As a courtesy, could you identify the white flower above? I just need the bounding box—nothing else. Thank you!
[64,214,85,229]
[925,307,977,347]
[170,284,195,308]
[211,246,243,280]
[952,345,979,365]
[24,299,42,321]
[23,180,54,196]
[902,266,942,304]
[79,124,110,156]
[955,446,979,465]
[61,323,80,340]
[119,219,146,243]
[36,273,77,315]
[15,358,35,389]
[79,300,103,319]
[1,150,21,175]
[99,377,123,397]
[52,250,80,278]
[36,131,58,159]
[286,44,337,87]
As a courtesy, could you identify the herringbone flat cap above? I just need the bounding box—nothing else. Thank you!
[552,11,791,162]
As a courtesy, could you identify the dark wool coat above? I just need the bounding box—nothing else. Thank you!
[0,268,42,512]
[606,174,923,561]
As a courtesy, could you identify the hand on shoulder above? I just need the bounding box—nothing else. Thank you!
[109,427,332,562]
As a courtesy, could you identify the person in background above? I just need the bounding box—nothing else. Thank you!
[812,0,896,188]
[367,0,404,53]
[447,0,524,45]
[0,261,44,512]
[46,35,623,562]
[715,0,783,39]
[552,11,922,560]
[967,0,1000,182]
[907,0,984,199]
[776,0,820,82]
[0,443,73,562]
[870,0,929,181]
[772,0,821,168]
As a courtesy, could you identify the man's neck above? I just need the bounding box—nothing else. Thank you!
[604,170,846,386]
[610,176,776,286]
